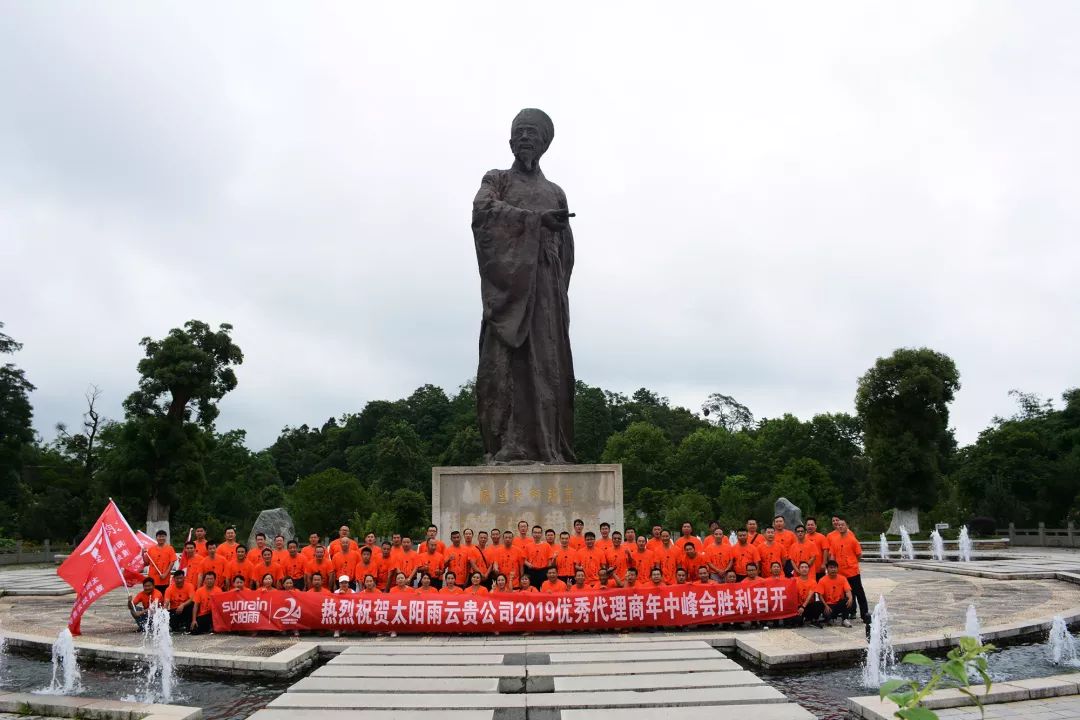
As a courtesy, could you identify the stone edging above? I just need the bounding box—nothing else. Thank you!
[847,672,1080,719]
[0,691,202,720]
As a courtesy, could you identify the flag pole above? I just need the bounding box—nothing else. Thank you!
[103,529,134,602]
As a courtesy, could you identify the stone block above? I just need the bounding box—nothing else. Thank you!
[250,711,494,720]
[546,648,717,663]
[290,676,501,693]
[527,685,788,708]
[431,464,623,537]
[1005,675,1079,698]
[530,659,742,677]
[268,692,525,709]
[554,670,763,692]
[560,705,814,720]
[247,508,296,550]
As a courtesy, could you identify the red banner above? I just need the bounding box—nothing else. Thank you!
[211,579,797,633]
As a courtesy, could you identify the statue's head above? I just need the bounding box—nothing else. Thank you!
[509,108,554,171]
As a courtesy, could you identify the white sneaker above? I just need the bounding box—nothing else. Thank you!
[333,630,341,638]
[842,619,852,628]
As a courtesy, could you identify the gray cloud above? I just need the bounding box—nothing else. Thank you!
[3,2,1078,449]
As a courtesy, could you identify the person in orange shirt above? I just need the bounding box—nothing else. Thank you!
[568,519,586,550]
[389,571,416,595]
[283,540,308,590]
[729,530,761,580]
[225,544,249,591]
[767,561,785,579]
[391,537,421,585]
[192,527,208,557]
[680,541,707,581]
[476,531,493,568]
[645,525,664,554]
[518,573,538,593]
[541,567,568,593]
[465,571,489,595]
[524,525,554,588]
[703,521,721,547]
[352,546,380,590]
[334,575,353,596]
[461,529,488,583]
[792,560,821,626]
[704,536,732,579]
[300,533,321,561]
[441,571,463,593]
[257,572,276,592]
[595,523,614,552]
[827,515,868,623]
[568,569,590,593]
[772,515,797,551]
[624,527,637,546]
[590,567,621,589]
[490,531,524,587]
[163,570,194,631]
[746,519,765,546]
[623,567,641,588]
[607,532,632,582]
[247,533,270,570]
[357,574,380,594]
[416,573,439,595]
[552,532,578,584]
[788,525,819,577]
[144,530,178,594]
[191,571,220,634]
[544,528,558,552]
[308,572,332,594]
[673,522,700,553]
[758,528,787,577]
[629,535,656,579]
[646,568,666,587]
[416,538,446,589]
[425,525,447,555]
[129,577,163,631]
[327,525,352,559]
[693,565,714,587]
[490,529,502,547]
[493,573,510,592]
[362,532,378,557]
[331,537,358,589]
[217,527,239,564]
[804,517,830,579]
[574,532,609,583]
[741,562,766,585]
[375,542,394,589]
[250,547,284,589]
[178,541,200,589]
[198,541,228,590]
[808,559,853,626]
[511,520,531,552]
[271,535,289,567]
[653,531,679,585]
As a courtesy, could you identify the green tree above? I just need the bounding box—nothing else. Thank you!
[289,468,369,537]
[771,457,842,516]
[0,323,35,520]
[714,474,756,530]
[601,421,673,499]
[701,392,754,432]
[660,489,713,532]
[574,381,613,464]
[856,348,960,511]
[100,320,243,527]
[669,426,753,496]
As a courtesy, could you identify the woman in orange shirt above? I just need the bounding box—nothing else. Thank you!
[389,571,416,594]
[441,571,464,593]
[465,571,489,595]
[493,573,509,593]
[359,574,381,594]
[518,574,539,593]
[416,573,439,594]
[257,573,276,592]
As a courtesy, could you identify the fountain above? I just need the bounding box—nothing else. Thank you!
[139,606,177,703]
[964,603,982,645]
[43,628,81,694]
[729,530,738,547]
[898,526,915,560]
[1048,615,1080,666]
[878,534,890,560]
[862,595,895,687]
[929,529,945,562]
[958,525,973,562]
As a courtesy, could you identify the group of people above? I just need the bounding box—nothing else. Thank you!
[129,514,872,634]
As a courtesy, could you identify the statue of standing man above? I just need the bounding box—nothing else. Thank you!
[472,109,576,465]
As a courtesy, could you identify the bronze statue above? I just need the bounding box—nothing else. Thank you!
[472,109,576,464]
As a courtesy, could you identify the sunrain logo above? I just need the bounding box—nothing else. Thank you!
[222,597,268,625]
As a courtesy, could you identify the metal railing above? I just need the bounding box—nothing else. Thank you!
[1002,522,1080,548]
[0,540,74,566]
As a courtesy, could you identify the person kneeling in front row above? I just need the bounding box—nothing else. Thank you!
[803,559,854,628]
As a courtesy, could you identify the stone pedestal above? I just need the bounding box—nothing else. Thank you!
[431,464,623,536]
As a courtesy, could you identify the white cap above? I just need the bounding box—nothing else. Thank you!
[338,575,350,583]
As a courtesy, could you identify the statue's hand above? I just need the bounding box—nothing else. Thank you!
[540,208,570,232]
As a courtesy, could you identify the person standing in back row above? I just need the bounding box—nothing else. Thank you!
[827,515,868,624]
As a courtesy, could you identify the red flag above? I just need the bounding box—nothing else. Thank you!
[57,500,148,635]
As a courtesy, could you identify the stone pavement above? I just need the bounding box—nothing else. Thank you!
[935,698,1080,719]
[0,566,71,596]
[251,635,815,719]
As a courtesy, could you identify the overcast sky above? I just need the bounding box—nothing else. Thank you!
[2,2,1078,451]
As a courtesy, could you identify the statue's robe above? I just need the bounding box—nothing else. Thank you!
[472,164,575,464]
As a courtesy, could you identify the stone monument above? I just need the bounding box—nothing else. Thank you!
[432,109,622,534]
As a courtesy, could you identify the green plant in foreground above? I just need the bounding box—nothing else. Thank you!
[879,637,995,720]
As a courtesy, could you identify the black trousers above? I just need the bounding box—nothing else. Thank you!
[168,605,193,631]
[804,600,851,622]
[527,568,548,589]
[291,577,306,591]
[847,573,870,619]
[191,612,213,634]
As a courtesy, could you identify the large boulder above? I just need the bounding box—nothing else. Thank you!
[886,507,920,535]
[774,497,803,531]
[247,508,297,547]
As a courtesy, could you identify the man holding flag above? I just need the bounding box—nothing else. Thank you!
[56,500,154,635]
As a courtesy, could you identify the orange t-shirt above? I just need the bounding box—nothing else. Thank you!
[645,537,664,553]
[224,560,248,588]
[511,535,532,553]
[415,551,446,578]
[415,585,439,595]
[133,588,163,609]
[193,585,220,616]
[517,585,538,593]
[328,537,353,558]
[193,540,208,557]
[674,536,701,554]
[653,545,679,585]
[541,579,568,593]
[145,544,178,585]
[568,534,586,551]
[729,543,761,575]
[795,576,819,606]
[308,585,333,595]
[283,553,307,580]
[464,584,489,595]
[704,534,728,548]
[568,583,592,594]
[271,548,289,566]
[525,541,554,571]
[703,543,730,574]
[607,545,632,580]
[163,583,192,610]
[247,546,270,567]
[589,578,619,590]
[774,529,797,551]
[552,547,578,577]
[828,532,863,577]
[490,546,524,585]
[197,556,228,589]
[746,532,765,546]
[440,584,464,594]
[575,546,610,582]
[389,585,416,595]
[250,562,283,588]
[352,558,381,586]
[741,575,767,585]
[374,555,393,588]
[805,532,829,569]
[629,548,656,575]
[680,553,707,580]
[817,574,851,604]
[217,541,238,564]
[789,541,819,573]
[332,552,358,581]
[758,543,787,574]
[594,538,614,553]
[444,545,479,585]
[300,544,320,562]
